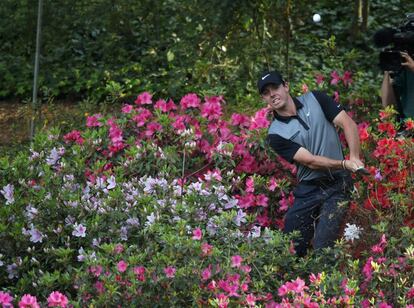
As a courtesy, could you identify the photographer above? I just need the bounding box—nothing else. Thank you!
[381,51,414,123]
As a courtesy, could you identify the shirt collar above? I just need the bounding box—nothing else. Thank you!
[273,98,303,123]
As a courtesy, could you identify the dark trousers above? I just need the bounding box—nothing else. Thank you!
[283,175,352,257]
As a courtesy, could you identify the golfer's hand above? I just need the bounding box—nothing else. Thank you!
[344,159,364,173]
[401,52,414,72]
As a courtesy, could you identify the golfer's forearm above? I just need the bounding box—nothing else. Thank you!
[304,155,344,170]
[343,122,361,159]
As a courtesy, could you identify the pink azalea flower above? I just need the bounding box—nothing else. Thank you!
[47,291,68,308]
[268,177,278,191]
[94,281,105,294]
[245,177,255,193]
[201,266,212,281]
[342,71,353,86]
[86,114,103,127]
[144,122,162,137]
[330,71,341,85]
[315,73,324,85]
[192,227,202,240]
[235,193,255,209]
[201,242,213,256]
[164,266,176,278]
[180,93,200,109]
[301,83,309,93]
[216,293,229,308]
[255,194,268,207]
[407,287,414,299]
[18,294,40,308]
[230,113,250,128]
[114,244,124,254]
[89,265,103,277]
[0,291,13,308]
[249,108,270,131]
[132,108,153,127]
[154,99,168,112]
[245,294,256,306]
[231,255,243,268]
[63,130,84,145]
[333,91,340,103]
[117,260,128,273]
[135,92,152,105]
[309,273,322,285]
[201,96,223,120]
[362,257,374,281]
[133,266,146,281]
[121,104,134,113]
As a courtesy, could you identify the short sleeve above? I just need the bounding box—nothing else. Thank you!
[267,134,301,163]
[312,91,344,122]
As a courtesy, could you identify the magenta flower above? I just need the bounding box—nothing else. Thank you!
[245,177,255,193]
[192,227,202,240]
[164,266,176,278]
[230,113,250,128]
[201,266,212,281]
[315,73,324,85]
[135,92,153,105]
[333,91,340,103]
[0,291,13,308]
[18,294,40,308]
[245,293,256,307]
[249,108,270,131]
[47,291,68,308]
[132,108,153,127]
[330,70,341,85]
[86,114,103,127]
[63,130,84,145]
[342,71,353,86]
[301,83,309,93]
[117,260,128,273]
[154,99,168,112]
[133,266,146,281]
[255,194,268,207]
[201,242,213,256]
[231,255,243,268]
[201,96,223,120]
[121,104,134,113]
[89,265,103,277]
[180,93,200,109]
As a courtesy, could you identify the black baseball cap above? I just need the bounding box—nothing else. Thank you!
[257,71,285,94]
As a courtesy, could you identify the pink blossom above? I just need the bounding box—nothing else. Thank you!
[133,266,146,281]
[94,281,105,294]
[89,265,103,277]
[135,92,153,105]
[201,266,212,281]
[114,244,124,254]
[201,242,213,256]
[333,91,340,103]
[154,99,168,112]
[301,83,309,93]
[86,114,103,127]
[235,193,255,209]
[216,293,229,308]
[315,73,324,85]
[255,194,268,207]
[309,273,322,285]
[245,177,255,193]
[249,108,270,131]
[192,227,202,240]
[268,177,278,191]
[117,260,128,273]
[121,104,134,113]
[164,266,176,278]
[330,71,341,85]
[231,255,243,268]
[230,113,250,128]
[245,294,256,306]
[342,71,353,86]
[63,130,84,145]
[144,122,162,137]
[362,257,374,281]
[47,291,68,308]
[72,223,86,237]
[132,108,153,127]
[408,287,414,299]
[201,96,223,120]
[378,303,392,308]
[18,294,40,308]
[180,93,200,109]
[0,291,13,308]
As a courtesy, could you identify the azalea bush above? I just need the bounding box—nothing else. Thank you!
[1,69,414,307]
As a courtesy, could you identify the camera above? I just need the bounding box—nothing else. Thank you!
[374,13,414,72]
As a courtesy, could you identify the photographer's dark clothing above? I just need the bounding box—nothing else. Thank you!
[267,91,351,257]
[394,69,414,119]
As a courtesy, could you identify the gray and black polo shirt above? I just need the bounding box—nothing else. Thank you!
[267,91,345,182]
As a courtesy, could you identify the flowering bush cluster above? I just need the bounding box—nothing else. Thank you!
[1,69,414,306]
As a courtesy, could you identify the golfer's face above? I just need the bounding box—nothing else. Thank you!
[261,83,289,111]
